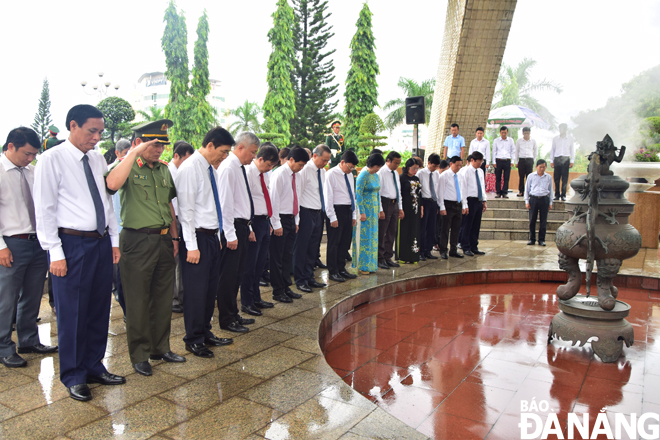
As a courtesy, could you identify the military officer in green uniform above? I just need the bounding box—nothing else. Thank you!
[42,126,62,152]
[105,120,186,376]
[325,121,344,168]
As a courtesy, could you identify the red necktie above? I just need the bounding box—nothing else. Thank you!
[260,173,273,217]
[292,173,299,216]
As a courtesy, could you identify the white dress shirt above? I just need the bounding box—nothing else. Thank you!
[175,151,221,250]
[459,164,486,200]
[550,135,575,162]
[0,155,36,250]
[217,153,252,242]
[246,161,271,217]
[416,167,440,200]
[525,171,554,207]
[270,162,301,229]
[492,137,515,161]
[437,168,468,211]
[298,160,325,210]
[34,140,119,261]
[515,138,538,164]
[324,165,356,222]
[168,162,180,215]
[378,166,403,211]
[469,138,491,164]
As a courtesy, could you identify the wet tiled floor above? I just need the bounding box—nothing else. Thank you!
[0,239,659,439]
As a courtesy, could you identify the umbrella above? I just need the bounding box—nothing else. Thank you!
[487,105,550,130]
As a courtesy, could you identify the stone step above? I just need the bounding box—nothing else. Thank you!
[479,229,556,241]
[483,207,569,221]
[481,218,565,232]
[486,198,568,211]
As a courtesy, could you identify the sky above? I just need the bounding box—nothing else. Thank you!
[1,0,659,151]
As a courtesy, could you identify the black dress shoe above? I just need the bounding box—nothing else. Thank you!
[419,254,426,261]
[68,383,92,401]
[440,252,448,259]
[0,353,27,368]
[87,372,126,385]
[150,351,186,363]
[495,194,502,198]
[204,335,233,346]
[339,271,357,280]
[172,304,184,313]
[553,196,560,201]
[186,343,214,358]
[527,240,535,245]
[237,315,256,325]
[259,280,269,287]
[386,259,400,268]
[308,280,327,288]
[17,343,58,354]
[448,252,464,258]
[254,300,274,309]
[296,283,313,293]
[502,194,509,198]
[314,259,328,269]
[133,361,152,376]
[285,288,303,299]
[472,249,486,255]
[539,241,546,246]
[329,273,346,283]
[241,304,263,316]
[377,260,390,269]
[220,321,249,333]
[425,253,438,260]
[273,294,293,303]
[463,250,475,257]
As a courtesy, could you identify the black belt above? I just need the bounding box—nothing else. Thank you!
[280,214,294,218]
[253,214,270,220]
[59,227,109,238]
[9,234,38,240]
[529,195,549,199]
[496,158,511,161]
[467,197,481,200]
[125,227,169,235]
[381,197,397,204]
[235,218,252,225]
[301,207,321,213]
[196,228,219,235]
[422,197,433,202]
[443,200,460,204]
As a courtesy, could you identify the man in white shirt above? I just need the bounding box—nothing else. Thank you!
[176,128,234,358]
[269,147,309,300]
[550,123,575,201]
[438,156,468,259]
[458,151,487,256]
[216,132,260,333]
[293,145,331,292]
[0,127,57,370]
[416,153,441,261]
[168,141,194,314]
[378,151,403,269]
[514,127,538,197]
[492,126,515,198]
[325,150,359,282]
[34,105,123,401]
[468,127,490,174]
[240,143,280,316]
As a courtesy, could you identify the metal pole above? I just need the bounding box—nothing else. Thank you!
[413,124,419,157]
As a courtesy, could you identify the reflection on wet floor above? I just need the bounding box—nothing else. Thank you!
[323,284,660,439]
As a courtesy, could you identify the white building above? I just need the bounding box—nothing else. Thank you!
[132,72,227,125]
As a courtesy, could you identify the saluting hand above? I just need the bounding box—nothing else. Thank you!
[129,139,158,155]
[50,259,67,277]
[112,247,120,264]
[0,248,13,268]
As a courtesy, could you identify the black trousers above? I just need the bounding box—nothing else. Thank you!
[241,216,270,307]
[420,198,437,255]
[327,205,353,275]
[269,215,296,296]
[459,197,483,251]
[495,159,511,196]
[517,158,534,194]
[439,201,462,253]
[553,156,570,198]
[529,196,550,243]
[378,198,399,260]
[181,231,221,345]
[293,207,323,285]
[217,221,249,327]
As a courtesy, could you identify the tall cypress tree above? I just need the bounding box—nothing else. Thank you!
[290,0,338,148]
[263,0,297,147]
[31,78,53,143]
[189,10,215,147]
[343,3,379,150]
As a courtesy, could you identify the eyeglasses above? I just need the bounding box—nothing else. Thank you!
[345,164,356,171]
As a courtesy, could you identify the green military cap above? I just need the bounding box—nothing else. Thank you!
[132,119,173,145]
[331,120,341,128]
[48,125,59,135]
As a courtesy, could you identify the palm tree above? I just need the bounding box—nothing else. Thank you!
[491,58,563,129]
[137,106,164,122]
[228,100,261,136]
[383,77,435,130]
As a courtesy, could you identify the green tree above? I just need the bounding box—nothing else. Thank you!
[229,100,262,136]
[97,97,136,145]
[263,0,297,147]
[188,10,215,146]
[343,3,379,150]
[491,58,563,130]
[356,113,388,166]
[31,78,53,143]
[383,77,435,130]
[290,0,338,148]
[137,106,165,122]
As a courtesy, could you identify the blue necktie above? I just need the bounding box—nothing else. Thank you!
[208,165,223,231]
[318,168,325,212]
[454,173,461,202]
[429,172,437,202]
[392,170,399,204]
[344,173,355,211]
[81,155,105,235]
[475,169,483,201]
[241,165,254,220]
